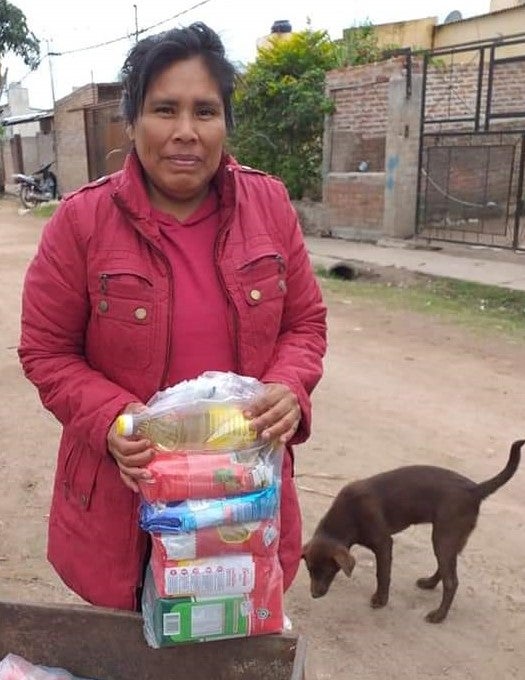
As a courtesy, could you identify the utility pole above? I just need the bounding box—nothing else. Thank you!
[46,40,57,108]
[133,4,139,43]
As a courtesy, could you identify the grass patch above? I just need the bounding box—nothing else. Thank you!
[31,200,60,218]
[316,267,525,338]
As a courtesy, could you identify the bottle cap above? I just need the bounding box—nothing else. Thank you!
[116,414,134,437]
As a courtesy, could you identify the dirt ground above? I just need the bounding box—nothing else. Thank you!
[1,196,524,679]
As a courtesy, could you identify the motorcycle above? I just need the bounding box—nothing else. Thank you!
[12,162,58,209]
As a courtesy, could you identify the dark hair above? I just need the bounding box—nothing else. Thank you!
[120,22,236,130]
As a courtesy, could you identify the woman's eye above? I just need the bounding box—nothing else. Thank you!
[197,106,217,118]
[155,106,174,116]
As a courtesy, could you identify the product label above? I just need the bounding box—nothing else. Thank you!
[164,555,255,596]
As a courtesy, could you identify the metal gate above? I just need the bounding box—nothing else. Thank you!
[416,33,525,249]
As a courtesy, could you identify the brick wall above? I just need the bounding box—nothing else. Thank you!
[326,59,405,174]
[323,173,385,230]
[324,58,409,232]
[424,60,525,132]
[54,83,122,194]
[54,85,97,194]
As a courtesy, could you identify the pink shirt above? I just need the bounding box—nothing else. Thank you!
[152,189,236,385]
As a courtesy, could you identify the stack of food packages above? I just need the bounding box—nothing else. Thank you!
[132,372,284,647]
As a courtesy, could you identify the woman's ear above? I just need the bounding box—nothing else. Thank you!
[126,124,135,142]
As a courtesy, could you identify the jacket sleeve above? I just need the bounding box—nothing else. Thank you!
[260,185,327,444]
[18,197,140,456]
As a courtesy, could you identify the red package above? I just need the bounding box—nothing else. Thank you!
[247,576,284,636]
[151,518,280,561]
[139,451,273,503]
[150,549,282,598]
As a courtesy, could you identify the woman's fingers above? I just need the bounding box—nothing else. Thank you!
[119,469,140,493]
[244,383,300,442]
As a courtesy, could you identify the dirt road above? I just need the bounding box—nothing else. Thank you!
[1,197,524,679]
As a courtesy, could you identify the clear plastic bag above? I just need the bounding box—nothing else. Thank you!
[0,655,92,680]
[117,372,265,452]
[134,372,286,647]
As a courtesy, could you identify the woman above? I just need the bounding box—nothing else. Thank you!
[18,22,326,611]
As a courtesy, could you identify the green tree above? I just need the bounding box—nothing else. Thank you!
[339,21,382,67]
[0,0,40,69]
[230,29,339,199]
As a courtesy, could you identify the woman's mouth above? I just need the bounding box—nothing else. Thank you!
[165,154,201,168]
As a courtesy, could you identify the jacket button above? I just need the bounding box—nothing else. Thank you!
[80,494,88,506]
[278,279,286,292]
[134,307,147,320]
[98,300,109,313]
[250,289,262,301]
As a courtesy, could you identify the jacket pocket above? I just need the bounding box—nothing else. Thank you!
[63,442,102,511]
[235,251,287,354]
[237,252,287,307]
[91,268,154,370]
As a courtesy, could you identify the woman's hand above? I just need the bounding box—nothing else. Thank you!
[107,402,154,492]
[244,383,301,444]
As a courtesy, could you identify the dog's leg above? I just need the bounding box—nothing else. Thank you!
[370,537,393,608]
[425,554,458,623]
[416,568,440,590]
[425,517,475,623]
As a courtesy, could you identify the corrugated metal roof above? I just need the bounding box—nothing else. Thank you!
[0,110,53,126]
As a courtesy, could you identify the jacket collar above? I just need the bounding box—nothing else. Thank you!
[111,150,238,239]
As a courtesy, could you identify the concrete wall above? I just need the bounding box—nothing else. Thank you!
[292,199,328,236]
[20,133,54,174]
[1,141,14,186]
[383,75,423,238]
[434,7,525,59]
[490,0,524,9]
[373,17,436,50]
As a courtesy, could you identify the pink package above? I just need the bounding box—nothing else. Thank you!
[150,549,282,599]
[151,517,280,561]
[0,655,76,680]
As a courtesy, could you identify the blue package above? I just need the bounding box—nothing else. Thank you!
[139,485,279,533]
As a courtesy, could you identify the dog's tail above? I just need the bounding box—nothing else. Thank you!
[475,439,523,501]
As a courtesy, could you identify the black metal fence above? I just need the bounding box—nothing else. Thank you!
[416,33,525,249]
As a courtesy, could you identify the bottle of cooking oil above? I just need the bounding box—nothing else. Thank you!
[116,404,257,451]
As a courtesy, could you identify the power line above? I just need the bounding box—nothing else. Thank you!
[49,0,213,56]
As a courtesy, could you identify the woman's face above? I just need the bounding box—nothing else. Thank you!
[129,56,227,214]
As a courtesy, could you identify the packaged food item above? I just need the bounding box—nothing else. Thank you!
[141,566,283,648]
[139,485,279,534]
[116,372,265,451]
[151,518,280,561]
[150,550,282,598]
[138,449,274,503]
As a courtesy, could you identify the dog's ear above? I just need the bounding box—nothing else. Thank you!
[301,541,311,560]
[333,545,356,577]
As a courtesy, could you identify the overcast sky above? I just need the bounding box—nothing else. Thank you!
[3,0,489,110]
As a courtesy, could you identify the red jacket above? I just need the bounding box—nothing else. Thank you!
[18,153,327,610]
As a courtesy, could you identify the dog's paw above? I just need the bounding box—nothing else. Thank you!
[425,609,446,624]
[417,577,439,590]
[370,592,388,608]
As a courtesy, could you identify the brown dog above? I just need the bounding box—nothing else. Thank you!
[302,440,522,623]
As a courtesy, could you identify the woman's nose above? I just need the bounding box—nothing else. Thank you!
[172,113,197,142]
